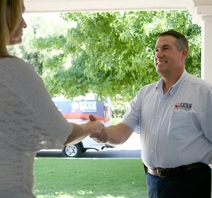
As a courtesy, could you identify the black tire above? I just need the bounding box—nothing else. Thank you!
[62,144,82,157]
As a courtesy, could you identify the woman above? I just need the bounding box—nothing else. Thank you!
[0,0,103,197]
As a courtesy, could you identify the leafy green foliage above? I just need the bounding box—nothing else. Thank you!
[34,11,201,101]
[11,11,201,102]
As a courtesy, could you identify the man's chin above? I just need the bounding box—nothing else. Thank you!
[156,68,164,76]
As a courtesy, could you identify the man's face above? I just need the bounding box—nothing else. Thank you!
[154,35,187,76]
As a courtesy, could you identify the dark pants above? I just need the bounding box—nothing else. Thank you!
[146,166,211,198]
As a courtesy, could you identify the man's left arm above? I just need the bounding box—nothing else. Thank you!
[198,87,212,165]
[199,89,212,144]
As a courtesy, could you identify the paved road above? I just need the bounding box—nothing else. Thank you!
[36,148,141,158]
[36,133,141,159]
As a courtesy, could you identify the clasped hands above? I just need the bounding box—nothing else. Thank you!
[89,114,108,143]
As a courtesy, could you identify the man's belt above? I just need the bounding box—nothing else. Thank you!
[146,162,208,178]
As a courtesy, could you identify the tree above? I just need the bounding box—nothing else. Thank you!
[8,13,71,75]
[18,11,203,102]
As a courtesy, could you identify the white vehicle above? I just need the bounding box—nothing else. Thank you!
[53,94,113,157]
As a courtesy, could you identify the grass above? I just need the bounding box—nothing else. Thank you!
[34,158,148,198]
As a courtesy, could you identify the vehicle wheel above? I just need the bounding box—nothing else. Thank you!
[62,144,82,157]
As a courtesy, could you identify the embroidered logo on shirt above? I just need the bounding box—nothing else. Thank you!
[174,102,192,110]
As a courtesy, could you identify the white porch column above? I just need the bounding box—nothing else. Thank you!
[192,6,212,84]
[200,16,212,84]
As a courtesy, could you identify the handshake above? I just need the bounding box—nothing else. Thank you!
[64,113,132,146]
[89,114,109,143]
[63,114,110,146]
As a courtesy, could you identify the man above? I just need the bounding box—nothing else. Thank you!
[90,30,212,198]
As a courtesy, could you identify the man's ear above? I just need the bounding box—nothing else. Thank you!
[182,49,188,61]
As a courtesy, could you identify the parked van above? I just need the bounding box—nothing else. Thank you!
[53,93,113,157]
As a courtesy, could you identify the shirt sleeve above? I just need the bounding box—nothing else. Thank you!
[199,85,212,144]
[198,85,212,164]
[122,92,141,134]
[0,58,72,151]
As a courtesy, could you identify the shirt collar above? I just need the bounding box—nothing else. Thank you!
[155,70,187,96]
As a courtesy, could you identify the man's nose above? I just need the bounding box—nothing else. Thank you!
[155,50,164,58]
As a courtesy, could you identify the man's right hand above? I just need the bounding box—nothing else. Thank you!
[89,115,108,143]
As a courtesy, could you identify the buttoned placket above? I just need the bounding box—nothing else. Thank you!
[151,93,169,167]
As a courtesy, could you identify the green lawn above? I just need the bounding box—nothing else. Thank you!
[34,158,148,198]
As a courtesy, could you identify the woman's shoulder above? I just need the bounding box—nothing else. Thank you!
[0,57,41,88]
[7,56,31,65]
[0,56,29,65]
[1,56,36,73]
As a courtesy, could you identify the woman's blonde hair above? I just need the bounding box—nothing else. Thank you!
[0,0,23,57]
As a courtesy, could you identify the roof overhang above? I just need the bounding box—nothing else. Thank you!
[24,0,195,13]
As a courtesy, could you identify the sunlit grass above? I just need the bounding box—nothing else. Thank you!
[34,158,148,198]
